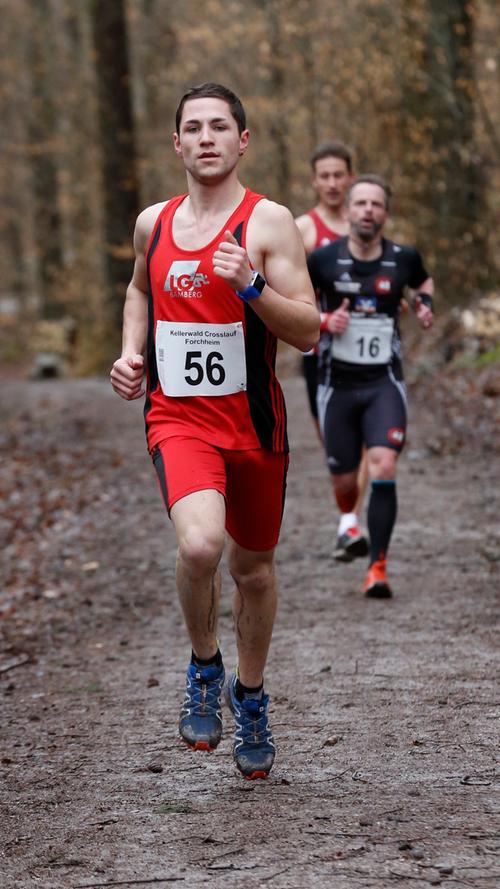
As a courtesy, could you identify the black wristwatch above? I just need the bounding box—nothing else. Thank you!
[236,271,267,302]
[414,291,434,311]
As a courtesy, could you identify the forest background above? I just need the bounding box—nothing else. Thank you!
[1,0,499,374]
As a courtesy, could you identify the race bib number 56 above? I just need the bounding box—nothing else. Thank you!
[155,320,247,397]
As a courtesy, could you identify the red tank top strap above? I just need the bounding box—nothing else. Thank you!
[307,209,341,247]
[228,189,265,247]
[144,195,187,259]
[146,189,264,258]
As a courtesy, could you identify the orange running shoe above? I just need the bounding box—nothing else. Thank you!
[363,559,393,598]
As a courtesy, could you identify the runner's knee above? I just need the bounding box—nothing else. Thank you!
[229,555,275,597]
[368,449,397,480]
[178,528,225,578]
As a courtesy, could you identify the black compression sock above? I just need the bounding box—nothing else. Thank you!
[235,678,263,702]
[367,479,397,564]
[191,649,223,668]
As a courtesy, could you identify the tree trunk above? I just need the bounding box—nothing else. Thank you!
[0,0,42,321]
[400,0,490,302]
[266,0,291,206]
[90,0,139,339]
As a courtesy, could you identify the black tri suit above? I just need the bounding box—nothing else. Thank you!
[307,236,429,475]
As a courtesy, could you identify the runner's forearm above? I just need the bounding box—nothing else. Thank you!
[249,288,320,352]
[121,283,148,356]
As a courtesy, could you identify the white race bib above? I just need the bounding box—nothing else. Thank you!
[155,320,247,397]
[331,315,394,365]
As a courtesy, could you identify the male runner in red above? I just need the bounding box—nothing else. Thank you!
[308,175,434,598]
[110,83,319,779]
[295,140,352,254]
[296,141,370,561]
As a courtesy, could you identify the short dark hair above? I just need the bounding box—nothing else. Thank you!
[175,82,246,134]
[310,140,353,174]
[348,174,392,209]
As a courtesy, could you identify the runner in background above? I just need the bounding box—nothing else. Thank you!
[308,174,434,598]
[296,141,369,560]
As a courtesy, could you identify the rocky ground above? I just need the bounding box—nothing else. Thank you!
[1,361,499,889]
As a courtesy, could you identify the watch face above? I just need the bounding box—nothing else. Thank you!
[250,271,266,293]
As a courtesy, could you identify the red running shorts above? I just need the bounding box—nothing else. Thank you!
[151,437,289,551]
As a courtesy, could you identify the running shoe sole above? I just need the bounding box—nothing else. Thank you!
[365,580,393,599]
[180,738,216,752]
[333,535,369,562]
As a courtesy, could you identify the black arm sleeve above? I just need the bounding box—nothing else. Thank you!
[403,246,430,289]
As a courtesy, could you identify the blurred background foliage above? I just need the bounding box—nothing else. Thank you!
[1,0,498,373]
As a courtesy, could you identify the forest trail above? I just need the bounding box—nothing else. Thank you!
[1,367,498,889]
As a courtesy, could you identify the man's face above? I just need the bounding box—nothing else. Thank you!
[173,97,249,184]
[312,156,351,210]
[348,183,388,242]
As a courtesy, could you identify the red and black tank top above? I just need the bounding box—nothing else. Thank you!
[308,209,342,248]
[144,188,288,454]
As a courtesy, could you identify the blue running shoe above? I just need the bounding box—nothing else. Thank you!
[179,662,225,752]
[225,673,275,780]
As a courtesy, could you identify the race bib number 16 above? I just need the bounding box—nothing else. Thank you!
[155,320,247,397]
[331,315,394,365]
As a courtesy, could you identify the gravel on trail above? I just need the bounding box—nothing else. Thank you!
[1,367,498,889]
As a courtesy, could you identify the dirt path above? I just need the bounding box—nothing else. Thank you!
[1,369,498,889]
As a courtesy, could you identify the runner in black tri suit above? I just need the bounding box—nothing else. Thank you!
[308,174,434,598]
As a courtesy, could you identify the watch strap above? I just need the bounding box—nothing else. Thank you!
[236,271,266,302]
